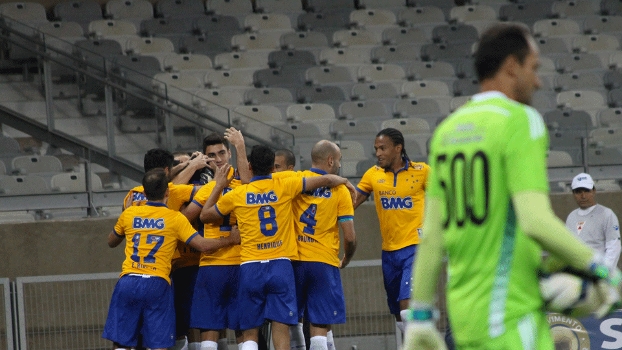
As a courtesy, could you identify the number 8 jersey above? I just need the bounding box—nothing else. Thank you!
[215,174,305,263]
[427,91,549,343]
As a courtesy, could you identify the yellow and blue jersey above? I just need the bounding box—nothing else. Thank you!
[191,167,242,266]
[123,183,197,211]
[215,174,304,262]
[113,202,199,283]
[356,159,429,251]
[293,168,354,267]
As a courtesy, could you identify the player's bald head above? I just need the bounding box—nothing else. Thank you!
[311,140,339,164]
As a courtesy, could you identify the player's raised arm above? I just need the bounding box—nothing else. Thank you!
[187,227,240,254]
[224,127,251,184]
[200,164,233,223]
[107,230,124,248]
[303,174,348,192]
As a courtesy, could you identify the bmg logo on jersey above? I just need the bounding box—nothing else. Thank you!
[132,217,165,229]
[380,196,413,209]
[246,190,278,204]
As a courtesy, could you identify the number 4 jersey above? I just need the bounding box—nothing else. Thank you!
[113,202,199,283]
[428,91,549,343]
[215,174,305,263]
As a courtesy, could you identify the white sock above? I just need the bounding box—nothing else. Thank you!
[189,342,201,350]
[200,340,218,350]
[171,338,189,350]
[217,338,229,350]
[326,330,335,350]
[309,336,328,350]
[396,321,405,333]
[242,341,259,350]
[290,322,305,350]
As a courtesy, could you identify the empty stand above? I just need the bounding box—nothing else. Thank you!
[0,175,50,195]
[215,51,269,70]
[351,83,399,101]
[164,53,213,71]
[54,0,103,31]
[156,0,205,18]
[338,101,390,120]
[320,47,372,66]
[245,88,294,105]
[50,173,103,192]
[296,86,347,106]
[11,155,63,175]
[269,50,316,68]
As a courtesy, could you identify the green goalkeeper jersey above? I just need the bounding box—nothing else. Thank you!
[427,91,550,344]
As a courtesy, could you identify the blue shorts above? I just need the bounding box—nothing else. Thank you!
[293,261,346,325]
[190,265,240,330]
[102,275,175,349]
[171,265,198,337]
[381,245,416,315]
[238,259,298,330]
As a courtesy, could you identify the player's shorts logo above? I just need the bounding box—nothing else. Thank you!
[547,313,590,350]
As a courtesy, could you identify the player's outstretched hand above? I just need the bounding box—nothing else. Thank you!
[224,127,244,147]
[213,164,233,187]
[590,263,622,318]
[403,321,447,350]
[229,225,241,245]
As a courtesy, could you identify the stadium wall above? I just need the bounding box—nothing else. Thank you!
[1,193,621,279]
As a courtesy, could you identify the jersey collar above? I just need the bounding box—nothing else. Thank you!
[385,156,411,173]
[146,201,167,207]
[471,91,507,102]
[250,174,272,182]
[309,167,327,175]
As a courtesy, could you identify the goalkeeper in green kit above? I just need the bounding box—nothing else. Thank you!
[403,23,622,350]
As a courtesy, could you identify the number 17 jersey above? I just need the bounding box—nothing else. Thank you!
[427,91,549,344]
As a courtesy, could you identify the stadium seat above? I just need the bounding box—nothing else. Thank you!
[304,0,355,13]
[453,78,480,97]
[88,19,139,39]
[140,18,194,38]
[338,101,390,120]
[350,9,397,28]
[106,0,153,22]
[597,108,622,127]
[296,86,347,105]
[338,140,369,177]
[180,35,232,58]
[551,0,599,18]
[245,88,294,105]
[281,31,330,50]
[126,37,175,55]
[572,34,620,53]
[381,118,430,134]
[50,172,103,192]
[0,161,5,176]
[587,147,622,166]
[320,47,372,66]
[590,127,622,148]
[535,37,571,55]
[432,24,479,44]
[153,72,204,93]
[382,27,428,46]
[0,136,21,156]
[214,51,269,70]
[232,32,282,51]
[554,72,606,92]
[232,105,283,124]
[407,61,456,81]
[54,0,103,31]
[531,90,559,113]
[557,90,607,110]
[156,0,205,18]
[244,14,293,34]
[608,88,622,107]
[204,69,255,88]
[333,29,381,47]
[206,0,253,16]
[544,109,596,131]
[276,122,326,139]
[286,103,336,123]
[255,0,304,14]
[547,150,574,167]
[330,120,379,138]
[450,95,471,111]
[370,45,421,66]
[401,80,451,98]
[449,5,497,23]
[268,50,316,68]
[297,10,351,32]
[398,6,445,28]
[194,88,246,108]
[499,2,554,25]
[533,19,581,37]
[583,16,622,34]
[306,66,355,86]
[351,83,399,101]
[555,53,606,73]
[357,64,406,83]
[11,155,63,175]
[393,98,447,118]
[193,15,242,34]
[254,66,306,88]
[421,43,473,61]
[605,69,622,91]
[601,0,622,16]
[0,2,47,25]
[164,53,213,71]
[0,175,51,195]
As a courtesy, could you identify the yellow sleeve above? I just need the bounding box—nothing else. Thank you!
[356,168,374,196]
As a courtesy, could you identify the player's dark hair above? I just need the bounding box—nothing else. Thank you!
[377,128,408,160]
[249,145,275,176]
[144,148,174,172]
[202,132,229,153]
[275,149,296,167]
[475,23,532,82]
[142,168,169,201]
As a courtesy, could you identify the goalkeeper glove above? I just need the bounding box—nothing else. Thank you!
[589,258,622,318]
[401,306,447,350]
